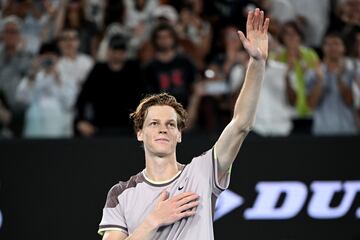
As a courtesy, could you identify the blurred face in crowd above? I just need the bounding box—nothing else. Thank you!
[135,0,146,11]
[224,26,242,51]
[179,7,192,25]
[2,22,21,50]
[282,24,301,49]
[17,0,33,18]
[107,47,126,68]
[323,35,345,61]
[341,0,360,23]
[58,30,80,57]
[137,105,181,158]
[155,29,176,52]
[67,2,82,25]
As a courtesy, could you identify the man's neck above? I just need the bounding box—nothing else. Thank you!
[325,57,343,69]
[108,62,124,72]
[63,53,78,60]
[156,50,176,63]
[144,153,180,182]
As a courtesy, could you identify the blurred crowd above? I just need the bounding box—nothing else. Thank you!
[0,0,359,138]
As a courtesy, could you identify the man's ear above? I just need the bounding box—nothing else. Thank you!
[137,130,143,141]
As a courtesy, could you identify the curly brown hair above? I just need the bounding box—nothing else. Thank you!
[129,93,188,132]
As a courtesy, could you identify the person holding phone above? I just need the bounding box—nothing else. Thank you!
[16,42,75,138]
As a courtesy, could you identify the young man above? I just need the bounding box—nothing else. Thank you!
[98,8,269,239]
[307,32,358,135]
[143,22,197,109]
[75,34,142,137]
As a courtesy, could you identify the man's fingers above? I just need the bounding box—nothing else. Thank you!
[176,194,199,207]
[253,8,260,31]
[237,31,248,45]
[178,200,199,212]
[177,210,196,219]
[259,10,264,31]
[172,192,197,201]
[262,18,270,33]
[246,10,254,32]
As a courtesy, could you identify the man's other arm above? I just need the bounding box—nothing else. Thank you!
[214,8,270,178]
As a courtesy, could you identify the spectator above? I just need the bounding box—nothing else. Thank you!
[274,21,319,134]
[123,0,158,30]
[122,0,159,59]
[103,0,125,28]
[57,27,94,136]
[0,15,33,137]
[137,4,179,64]
[250,18,293,137]
[75,34,143,137]
[16,42,75,138]
[143,23,196,109]
[327,0,360,50]
[283,0,331,49]
[2,0,58,54]
[346,31,360,130]
[96,23,127,62]
[83,0,106,30]
[307,32,358,136]
[55,0,99,57]
[197,25,248,132]
[0,90,12,137]
[57,27,93,95]
[175,2,212,70]
[253,59,293,136]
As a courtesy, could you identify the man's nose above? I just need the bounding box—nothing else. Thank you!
[159,125,167,134]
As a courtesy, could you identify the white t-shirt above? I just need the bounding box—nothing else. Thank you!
[254,60,293,136]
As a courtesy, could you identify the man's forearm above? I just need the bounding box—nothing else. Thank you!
[125,216,158,240]
[232,58,265,130]
[308,77,323,110]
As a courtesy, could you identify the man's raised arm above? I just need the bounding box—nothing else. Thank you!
[214,8,270,178]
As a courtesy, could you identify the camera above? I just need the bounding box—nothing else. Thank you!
[41,58,54,69]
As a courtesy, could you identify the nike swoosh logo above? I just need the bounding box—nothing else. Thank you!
[178,186,184,191]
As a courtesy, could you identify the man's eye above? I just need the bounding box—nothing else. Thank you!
[150,122,157,126]
[169,123,176,127]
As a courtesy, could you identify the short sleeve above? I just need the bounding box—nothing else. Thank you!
[191,148,231,197]
[98,184,128,236]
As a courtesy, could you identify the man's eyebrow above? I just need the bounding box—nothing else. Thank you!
[166,120,178,125]
[149,119,176,123]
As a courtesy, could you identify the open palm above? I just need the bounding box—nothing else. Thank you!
[237,8,270,60]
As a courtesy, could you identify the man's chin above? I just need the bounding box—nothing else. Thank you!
[153,149,173,158]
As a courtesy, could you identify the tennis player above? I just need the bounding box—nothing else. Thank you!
[98,8,270,240]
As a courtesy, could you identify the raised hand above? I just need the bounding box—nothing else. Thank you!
[237,8,270,60]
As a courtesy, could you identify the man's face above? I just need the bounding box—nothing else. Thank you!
[107,48,126,65]
[224,26,242,50]
[156,30,175,52]
[137,105,182,158]
[2,22,21,49]
[323,36,345,60]
[282,25,301,48]
[58,30,80,56]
